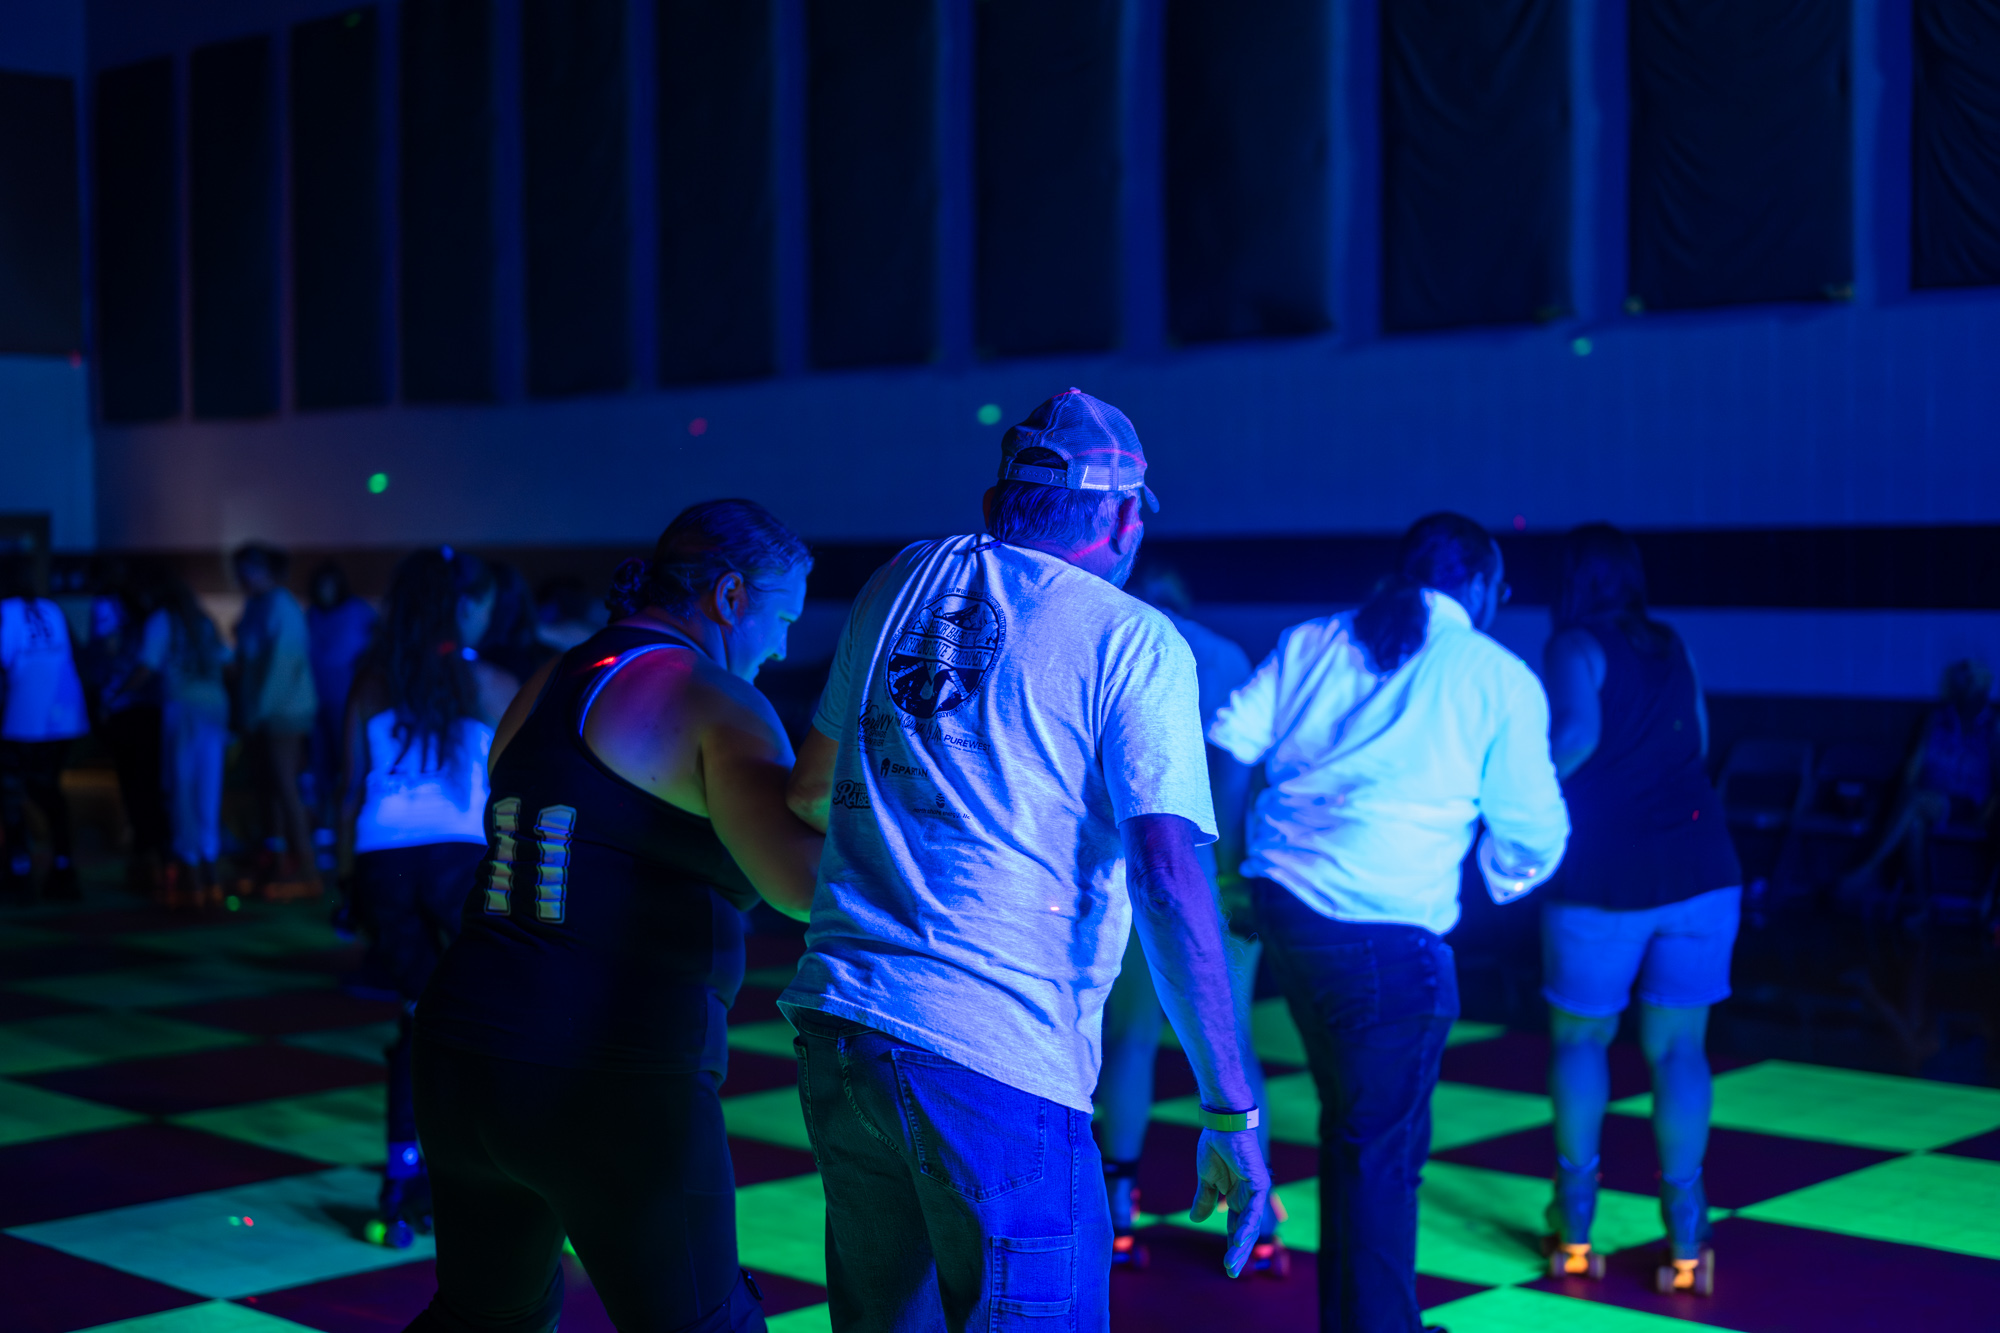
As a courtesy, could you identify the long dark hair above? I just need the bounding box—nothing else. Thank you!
[369,547,494,762]
[157,575,224,677]
[1553,523,1671,656]
[1352,512,1498,673]
[606,499,811,620]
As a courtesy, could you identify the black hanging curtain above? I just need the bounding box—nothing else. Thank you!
[1913,0,2000,289]
[1381,0,1570,332]
[1628,0,1852,311]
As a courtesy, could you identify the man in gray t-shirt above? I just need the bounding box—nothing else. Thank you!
[785,389,1270,1331]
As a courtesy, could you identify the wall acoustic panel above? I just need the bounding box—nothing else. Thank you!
[1381,0,1569,332]
[974,0,1120,358]
[94,59,180,423]
[657,0,776,384]
[293,8,387,410]
[523,0,629,397]
[0,72,82,356]
[190,35,280,418]
[806,0,936,369]
[1913,0,2000,289]
[1164,0,1330,343]
[1628,0,1852,311]
[402,0,496,402]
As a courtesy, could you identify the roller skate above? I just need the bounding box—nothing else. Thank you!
[1654,1169,1715,1296]
[1543,1154,1605,1280]
[1244,1190,1290,1278]
[1104,1159,1149,1270]
[366,1142,433,1249]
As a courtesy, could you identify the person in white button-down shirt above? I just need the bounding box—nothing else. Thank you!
[1208,513,1569,1333]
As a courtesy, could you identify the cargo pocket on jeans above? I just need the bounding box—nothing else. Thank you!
[989,1234,1074,1324]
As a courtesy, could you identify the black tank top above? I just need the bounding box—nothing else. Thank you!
[417,625,760,1073]
[1545,616,1742,910]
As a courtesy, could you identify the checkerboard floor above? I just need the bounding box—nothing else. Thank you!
[7,893,1999,1333]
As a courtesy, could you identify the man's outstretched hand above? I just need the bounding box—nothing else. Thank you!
[1189,1127,1272,1279]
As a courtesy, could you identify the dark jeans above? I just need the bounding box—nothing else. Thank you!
[793,1010,1111,1333]
[1252,880,1459,1333]
[409,1037,765,1333]
[1,739,74,884]
[355,843,483,1142]
[106,706,168,864]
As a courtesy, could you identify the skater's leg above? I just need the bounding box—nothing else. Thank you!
[1638,1002,1712,1183]
[25,742,76,891]
[1097,932,1163,1230]
[1548,1007,1618,1169]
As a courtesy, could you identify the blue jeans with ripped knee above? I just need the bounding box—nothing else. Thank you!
[792,1010,1112,1333]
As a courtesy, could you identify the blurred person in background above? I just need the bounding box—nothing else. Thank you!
[476,562,557,684]
[0,550,89,899]
[1539,523,1741,1296]
[307,562,378,839]
[533,574,603,652]
[1209,513,1568,1333]
[81,560,170,895]
[405,502,819,1333]
[338,547,514,1248]
[231,543,320,899]
[133,576,234,909]
[1095,560,1286,1273]
[1841,657,1997,900]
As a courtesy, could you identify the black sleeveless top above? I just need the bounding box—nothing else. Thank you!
[417,625,760,1073]
[1544,616,1741,910]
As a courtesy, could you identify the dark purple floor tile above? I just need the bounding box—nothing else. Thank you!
[159,989,402,1035]
[1440,1031,1758,1099]
[23,1040,382,1115]
[1121,1122,1319,1218]
[1150,1046,1201,1101]
[729,1137,819,1186]
[745,935,807,972]
[1433,1118,1902,1209]
[1935,1127,2000,1163]
[246,1254,623,1333]
[0,943,166,981]
[1526,1217,2000,1331]
[1114,1225,1318,1328]
[0,988,89,1020]
[0,1233,204,1333]
[732,986,784,1026]
[34,907,203,935]
[748,1271,827,1317]
[725,1050,802,1095]
[0,1123,326,1227]
[1416,1274,1490,1311]
[268,944,370,978]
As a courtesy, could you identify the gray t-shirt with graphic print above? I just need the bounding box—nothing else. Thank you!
[781,535,1217,1112]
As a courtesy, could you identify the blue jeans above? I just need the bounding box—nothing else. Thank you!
[793,1010,1111,1333]
[162,702,226,865]
[1252,881,1458,1333]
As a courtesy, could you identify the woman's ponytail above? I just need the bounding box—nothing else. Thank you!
[1351,513,1498,674]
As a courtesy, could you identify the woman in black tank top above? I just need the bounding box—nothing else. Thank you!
[403,501,820,1333]
[1538,526,1741,1297]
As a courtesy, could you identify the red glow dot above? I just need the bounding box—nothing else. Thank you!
[592,656,619,668]
[1513,515,1526,531]
[688,417,708,436]
[243,1217,255,1226]
[1692,810,1700,820]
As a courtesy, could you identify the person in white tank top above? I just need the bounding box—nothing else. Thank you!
[337,546,518,1248]
[0,552,89,899]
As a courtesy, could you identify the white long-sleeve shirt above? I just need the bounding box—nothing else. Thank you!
[1208,592,1569,935]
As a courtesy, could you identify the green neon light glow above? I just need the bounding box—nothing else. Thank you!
[367,473,389,494]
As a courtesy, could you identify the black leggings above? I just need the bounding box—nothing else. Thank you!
[1,740,73,880]
[409,1037,766,1333]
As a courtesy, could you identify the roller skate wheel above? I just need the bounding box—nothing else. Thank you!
[1550,1243,1601,1280]
[1111,1233,1149,1270]
[1693,1247,1715,1297]
[384,1219,415,1249]
[1250,1240,1289,1279]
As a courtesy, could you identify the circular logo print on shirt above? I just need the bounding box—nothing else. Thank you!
[886,593,1006,719]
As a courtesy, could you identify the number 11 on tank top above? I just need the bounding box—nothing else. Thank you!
[483,798,578,924]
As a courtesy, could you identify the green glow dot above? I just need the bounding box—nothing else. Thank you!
[1571,336,1593,357]
[229,1216,242,1226]
[976,403,1002,426]
[364,1218,387,1245]
[367,472,389,494]
[225,895,241,912]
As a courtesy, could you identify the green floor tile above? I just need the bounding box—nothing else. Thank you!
[0,923,73,950]
[729,1020,802,1059]
[69,1300,312,1333]
[1447,1021,1507,1047]
[743,965,800,990]
[10,958,330,1010]
[1611,1060,2000,1152]
[765,1304,830,1333]
[1154,1070,1318,1145]
[722,1086,813,1150]
[118,915,347,960]
[7,1166,431,1298]
[282,1023,397,1066]
[1430,1081,1552,1152]
[175,1086,388,1167]
[1415,1161,1668,1288]
[1740,1152,2000,1261]
[1145,1175,1322,1253]
[735,1173,827,1285]
[0,1011,249,1076]
[0,1076,145,1145]
[1419,1285,1743,1331]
